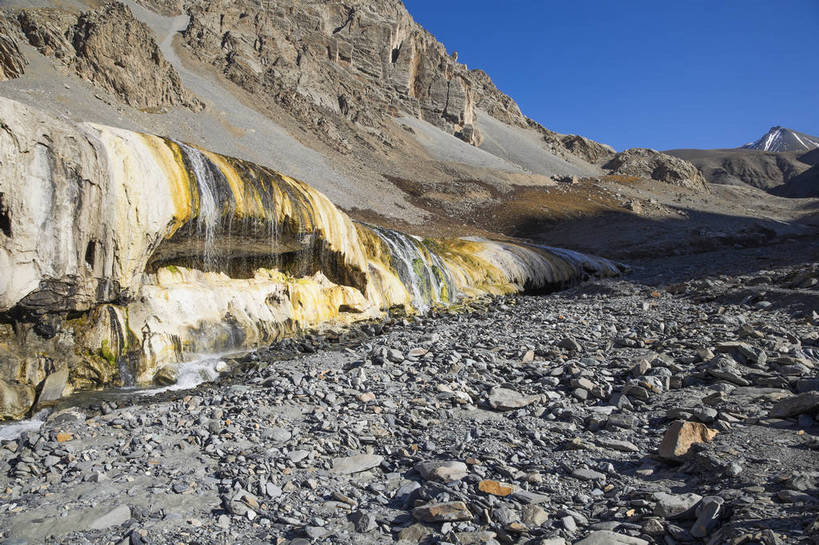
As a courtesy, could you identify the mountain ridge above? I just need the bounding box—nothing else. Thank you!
[742,125,819,152]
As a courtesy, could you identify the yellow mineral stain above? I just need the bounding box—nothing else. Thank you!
[139,135,193,235]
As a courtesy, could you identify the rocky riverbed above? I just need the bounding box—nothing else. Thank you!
[1,243,818,545]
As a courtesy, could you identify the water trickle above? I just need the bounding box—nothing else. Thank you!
[370,226,456,311]
[175,141,233,271]
[141,354,227,396]
[0,410,48,441]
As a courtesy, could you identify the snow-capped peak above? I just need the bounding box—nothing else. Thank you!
[742,126,819,152]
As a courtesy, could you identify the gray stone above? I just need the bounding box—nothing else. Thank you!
[652,492,702,518]
[522,504,549,526]
[511,490,550,504]
[769,392,819,418]
[331,454,383,474]
[35,367,69,409]
[265,482,283,498]
[287,449,310,463]
[487,387,537,410]
[571,468,606,481]
[350,510,377,533]
[573,530,649,545]
[690,496,724,538]
[267,427,292,444]
[414,460,468,482]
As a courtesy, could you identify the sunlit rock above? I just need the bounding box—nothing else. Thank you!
[0,96,622,418]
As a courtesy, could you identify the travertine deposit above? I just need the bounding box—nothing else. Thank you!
[0,96,620,420]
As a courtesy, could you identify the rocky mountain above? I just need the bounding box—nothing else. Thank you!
[666,148,812,192]
[668,128,819,195]
[1,1,819,543]
[15,3,201,111]
[0,0,720,233]
[742,126,819,152]
[0,29,26,81]
[180,0,526,146]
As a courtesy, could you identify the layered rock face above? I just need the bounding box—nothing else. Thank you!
[0,96,621,419]
[0,29,26,81]
[604,148,709,190]
[14,2,201,111]
[180,0,526,145]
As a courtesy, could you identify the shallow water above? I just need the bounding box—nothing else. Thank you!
[0,353,238,442]
[0,410,49,442]
[139,353,228,396]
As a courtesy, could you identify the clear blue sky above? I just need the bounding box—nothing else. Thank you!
[403,1,819,151]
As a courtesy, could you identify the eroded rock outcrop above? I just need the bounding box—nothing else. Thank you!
[180,0,525,147]
[0,96,621,419]
[15,2,201,112]
[558,134,616,165]
[0,28,26,81]
[605,148,709,190]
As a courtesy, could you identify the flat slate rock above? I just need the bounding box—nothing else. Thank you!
[487,387,538,410]
[574,530,649,545]
[331,454,383,474]
[412,501,473,522]
[769,392,819,418]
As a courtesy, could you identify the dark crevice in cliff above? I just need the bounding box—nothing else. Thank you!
[0,193,11,238]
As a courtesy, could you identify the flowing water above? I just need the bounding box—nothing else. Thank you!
[139,353,229,396]
[175,141,231,271]
[0,354,234,441]
[370,225,456,311]
[0,410,48,442]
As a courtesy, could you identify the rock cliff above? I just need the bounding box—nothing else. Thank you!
[0,96,620,420]
[180,0,525,146]
[0,29,26,81]
[15,2,202,112]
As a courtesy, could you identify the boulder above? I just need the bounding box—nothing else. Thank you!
[34,366,69,409]
[331,454,383,475]
[414,460,468,482]
[574,531,649,545]
[412,501,473,522]
[769,392,819,418]
[652,492,702,518]
[658,420,718,460]
[0,379,35,420]
[488,387,538,410]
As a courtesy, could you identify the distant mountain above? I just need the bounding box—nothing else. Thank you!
[742,126,819,152]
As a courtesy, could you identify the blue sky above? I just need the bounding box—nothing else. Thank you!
[403,1,819,151]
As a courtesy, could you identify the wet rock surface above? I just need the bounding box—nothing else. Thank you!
[0,251,817,544]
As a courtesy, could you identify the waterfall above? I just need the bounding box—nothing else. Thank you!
[369,225,456,311]
[174,141,234,271]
